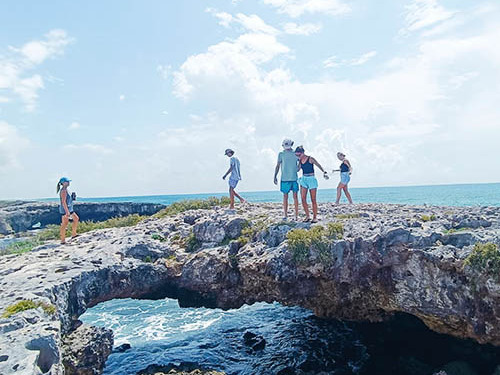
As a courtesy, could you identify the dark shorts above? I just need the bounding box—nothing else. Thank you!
[280,181,299,194]
[61,211,74,216]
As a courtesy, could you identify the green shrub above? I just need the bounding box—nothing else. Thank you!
[155,197,231,218]
[143,255,153,263]
[2,214,145,256]
[286,223,343,265]
[184,232,201,252]
[236,220,267,245]
[421,214,437,222]
[464,242,500,281]
[1,238,44,256]
[2,300,56,318]
[152,233,166,242]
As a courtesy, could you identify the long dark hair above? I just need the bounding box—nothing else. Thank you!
[56,181,65,194]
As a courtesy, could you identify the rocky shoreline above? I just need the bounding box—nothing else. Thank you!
[0,201,165,235]
[0,202,499,374]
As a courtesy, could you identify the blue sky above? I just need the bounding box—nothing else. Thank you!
[1,0,499,199]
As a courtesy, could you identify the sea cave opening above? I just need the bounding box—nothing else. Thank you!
[80,297,500,375]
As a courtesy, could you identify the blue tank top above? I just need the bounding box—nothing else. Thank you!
[340,161,349,172]
[300,157,314,174]
[59,189,74,214]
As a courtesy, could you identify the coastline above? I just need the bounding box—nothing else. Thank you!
[1,201,499,374]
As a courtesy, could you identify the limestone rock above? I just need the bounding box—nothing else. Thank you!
[61,324,113,375]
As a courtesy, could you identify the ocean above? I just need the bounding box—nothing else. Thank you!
[59,183,500,207]
[75,183,500,374]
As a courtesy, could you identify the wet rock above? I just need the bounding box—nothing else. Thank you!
[61,324,113,375]
[113,343,131,353]
[243,331,266,351]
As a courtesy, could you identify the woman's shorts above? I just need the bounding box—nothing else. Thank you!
[280,181,299,194]
[229,178,239,189]
[298,175,318,190]
[340,172,351,185]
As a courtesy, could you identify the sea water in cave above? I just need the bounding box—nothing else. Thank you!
[81,298,500,375]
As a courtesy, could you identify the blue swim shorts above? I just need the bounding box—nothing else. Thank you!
[340,172,351,185]
[229,178,239,189]
[280,181,299,194]
[298,175,318,190]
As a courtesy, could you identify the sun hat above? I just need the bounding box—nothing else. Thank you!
[59,177,71,183]
[282,138,294,150]
[224,148,234,155]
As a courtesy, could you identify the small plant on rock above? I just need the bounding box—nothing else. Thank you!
[286,223,343,265]
[151,233,166,242]
[464,242,500,282]
[184,232,201,252]
[421,214,437,222]
[155,197,231,218]
[2,300,56,318]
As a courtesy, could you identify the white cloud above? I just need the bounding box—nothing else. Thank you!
[263,0,351,18]
[0,121,30,172]
[283,22,322,35]
[401,0,456,35]
[207,9,279,35]
[119,94,125,101]
[0,29,72,111]
[323,50,377,68]
[18,29,72,64]
[173,32,290,100]
[69,121,80,130]
[167,3,500,190]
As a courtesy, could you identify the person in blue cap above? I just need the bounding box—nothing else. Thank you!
[56,177,79,244]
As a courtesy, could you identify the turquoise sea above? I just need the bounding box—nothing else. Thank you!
[65,183,500,207]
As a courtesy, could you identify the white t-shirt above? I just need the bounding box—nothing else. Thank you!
[230,156,241,180]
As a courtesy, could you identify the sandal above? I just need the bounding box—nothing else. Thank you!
[303,218,311,223]
[311,219,318,223]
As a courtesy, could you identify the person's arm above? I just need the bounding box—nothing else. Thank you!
[223,165,233,180]
[310,157,328,177]
[60,190,70,216]
[344,159,353,174]
[274,162,281,185]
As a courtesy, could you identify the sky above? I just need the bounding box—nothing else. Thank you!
[0,0,499,199]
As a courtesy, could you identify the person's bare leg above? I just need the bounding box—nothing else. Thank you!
[336,183,343,204]
[229,188,235,209]
[71,213,79,237]
[60,216,69,244]
[310,188,318,221]
[233,190,246,203]
[343,186,353,204]
[292,191,299,220]
[301,187,310,220]
[283,192,289,218]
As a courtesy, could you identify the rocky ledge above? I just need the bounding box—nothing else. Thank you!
[0,201,165,235]
[0,202,499,374]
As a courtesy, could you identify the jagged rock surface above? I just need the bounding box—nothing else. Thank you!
[61,324,113,375]
[0,201,165,235]
[0,203,499,374]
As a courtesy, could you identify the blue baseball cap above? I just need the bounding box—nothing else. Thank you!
[59,177,71,183]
